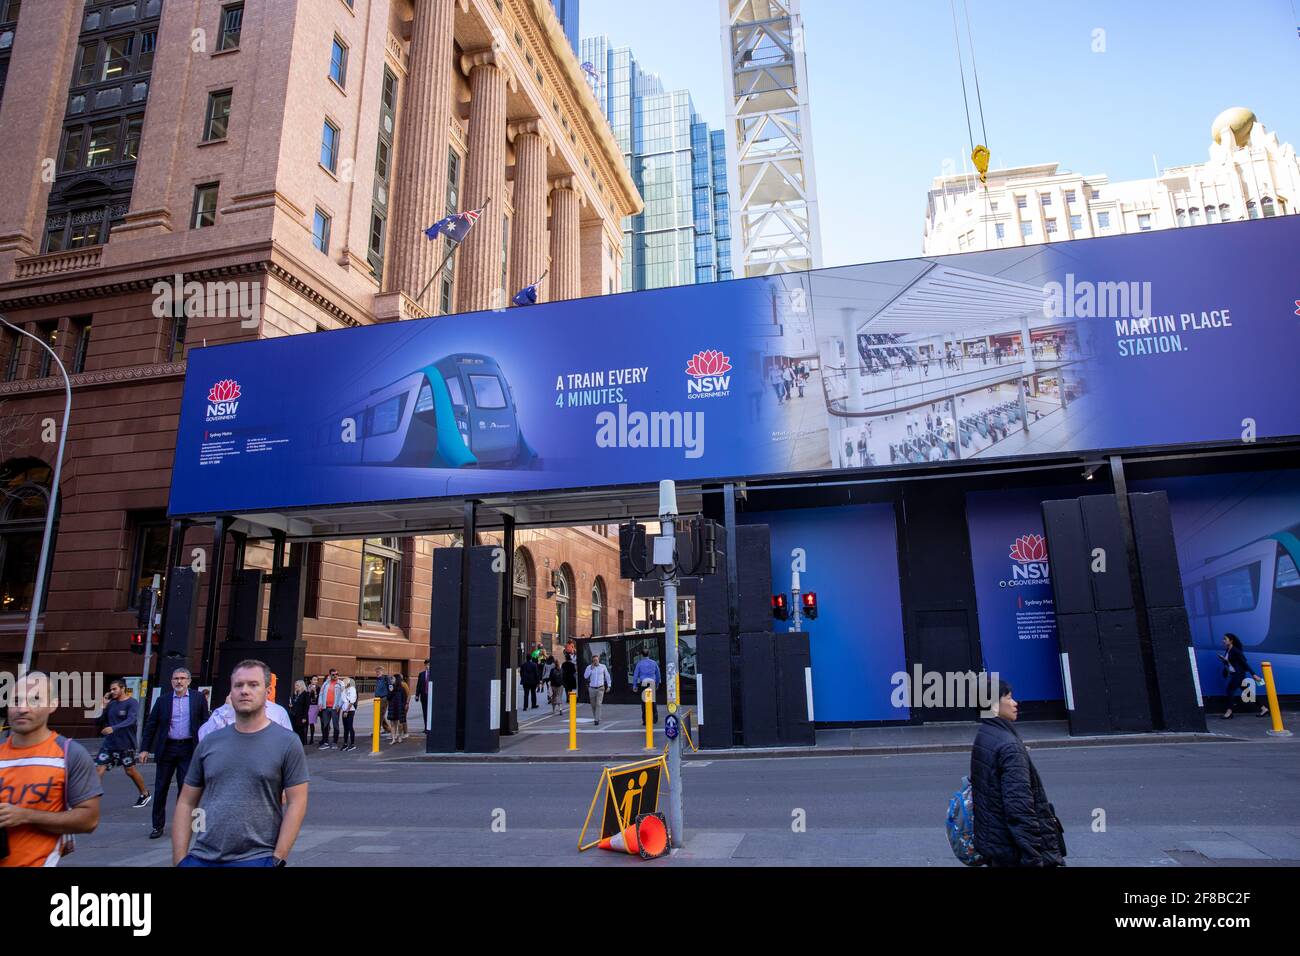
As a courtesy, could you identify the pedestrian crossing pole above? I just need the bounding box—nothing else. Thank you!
[656,479,684,849]
[371,697,381,754]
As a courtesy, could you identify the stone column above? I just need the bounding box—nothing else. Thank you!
[457,50,509,313]
[549,179,581,302]
[508,120,549,304]
[386,0,456,300]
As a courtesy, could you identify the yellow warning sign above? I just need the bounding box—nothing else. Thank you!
[578,755,667,851]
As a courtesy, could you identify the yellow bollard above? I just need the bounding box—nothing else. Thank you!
[1261,662,1292,737]
[371,697,381,753]
[644,687,655,750]
[568,692,578,750]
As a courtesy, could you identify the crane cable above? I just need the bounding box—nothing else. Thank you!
[950,0,992,247]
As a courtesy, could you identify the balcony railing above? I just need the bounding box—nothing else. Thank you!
[13,246,104,280]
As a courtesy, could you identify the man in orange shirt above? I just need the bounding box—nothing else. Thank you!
[0,672,102,867]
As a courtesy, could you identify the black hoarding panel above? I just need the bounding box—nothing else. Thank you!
[695,633,733,749]
[736,525,773,634]
[1096,609,1154,733]
[425,646,460,753]
[1130,492,1186,609]
[775,632,814,746]
[1042,499,1095,615]
[1148,606,1208,732]
[1055,613,1109,735]
[464,644,501,753]
[739,631,778,747]
[1079,495,1135,611]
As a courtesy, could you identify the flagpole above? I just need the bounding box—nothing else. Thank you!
[414,196,492,311]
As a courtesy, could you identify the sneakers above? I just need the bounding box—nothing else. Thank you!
[132,792,152,809]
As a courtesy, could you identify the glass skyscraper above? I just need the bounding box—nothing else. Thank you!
[580,35,733,291]
[549,1,580,56]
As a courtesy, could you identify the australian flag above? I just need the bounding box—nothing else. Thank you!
[425,205,484,243]
[512,271,547,307]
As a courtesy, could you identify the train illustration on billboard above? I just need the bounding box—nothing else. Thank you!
[1183,527,1300,655]
[315,353,538,469]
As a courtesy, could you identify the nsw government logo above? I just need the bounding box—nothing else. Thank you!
[205,378,241,422]
[685,349,731,399]
[1000,533,1050,588]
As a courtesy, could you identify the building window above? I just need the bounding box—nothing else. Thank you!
[994,222,1005,240]
[219,3,243,51]
[102,34,134,82]
[36,323,56,378]
[368,211,384,265]
[312,208,331,253]
[123,113,143,160]
[1204,205,1218,224]
[1176,208,1187,227]
[1064,190,1076,204]
[203,89,232,141]
[1040,193,1051,206]
[0,460,56,614]
[988,200,998,212]
[137,30,155,72]
[360,537,402,626]
[591,579,605,637]
[1091,188,1101,200]
[168,311,187,362]
[1045,218,1057,234]
[1189,207,1201,225]
[1014,195,1026,209]
[1137,213,1151,231]
[329,35,348,87]
[553,567,571,644]
[3,332,19,381]
[1,1,21,25]
[1261,196,1275,218]
[86,119,120,166]
[1020,221,1032,237]
[191,183,218,228]
[72,317,92,374]
[320,118,340,172]
[1097,211,1110,230]
[1218,203,1230,220]
[128,515,169,607]
[1069,214,1082,232]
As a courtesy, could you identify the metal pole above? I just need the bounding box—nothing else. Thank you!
[135,579,159,747]
[1,315,72,676]
[658,480,683,848]
[790,568,802,633]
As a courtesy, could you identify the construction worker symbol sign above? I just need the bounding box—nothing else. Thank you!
[579,756,665,850]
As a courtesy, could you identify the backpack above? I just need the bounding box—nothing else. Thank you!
[946,776,984,867]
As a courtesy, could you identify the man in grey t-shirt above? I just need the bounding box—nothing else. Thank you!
[173,660,309,867]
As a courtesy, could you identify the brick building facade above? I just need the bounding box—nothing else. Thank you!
[0,0,638,722]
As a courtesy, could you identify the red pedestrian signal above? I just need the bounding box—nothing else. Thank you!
[801,591,819,620]
[771,593,789,621]
[130,631,145,655]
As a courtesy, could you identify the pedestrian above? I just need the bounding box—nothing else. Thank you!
[173,660,309,868]
[305,675,320,745]
[289,679,310,745]
[0,672,102,867]
[374,666,392,736]
[782,364,795,399]
[1217,633,1269,719]
[415,658,429,726]
[92,677,151,809]
[561,652,577,711]
[969,679,1066,867]
[548,661,565,715]
[632,653,662,723]
[769,364,785,404]
[521,654,540,711]
[139,666,209,840]
[387,673,409,744]
[339,677,358,751]
[200,685,293,741]
[542,654,557,708]
[317,668,345,750]
[583,653,613,726]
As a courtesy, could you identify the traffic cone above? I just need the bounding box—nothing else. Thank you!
[597,812,670,859]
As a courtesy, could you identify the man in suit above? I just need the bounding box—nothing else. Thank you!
[139,665,210,840]
[414,659,429,728]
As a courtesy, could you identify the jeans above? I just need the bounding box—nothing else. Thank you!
[319,707,340,744]
[179,854,276,867]
[341,710,356,747]
[590,686,606,723]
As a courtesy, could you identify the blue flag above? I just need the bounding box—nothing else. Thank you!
[511,271,547,307]
[424,206,484,244]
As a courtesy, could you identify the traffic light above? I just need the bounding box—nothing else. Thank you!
[771,593,789,621]
[130,631,145,655]
[801,591,819,620]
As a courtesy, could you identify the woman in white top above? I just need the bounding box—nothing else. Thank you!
[339,677,359,751]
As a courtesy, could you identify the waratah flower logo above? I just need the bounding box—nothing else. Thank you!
[685,350,732,377]
[1009,534,1047,563]
[208,379,241,403]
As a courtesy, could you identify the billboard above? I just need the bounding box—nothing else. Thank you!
[169,216,1300,516]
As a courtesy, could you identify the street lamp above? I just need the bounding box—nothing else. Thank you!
[0,314,72,675]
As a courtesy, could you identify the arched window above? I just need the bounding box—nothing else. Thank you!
[1205,205,1218,224]
[591,578,606,637]
[1176,208,1187,227]
[1218,203,1231,220]
[1188,207,1201,225]
[553,565,571,645]
[360,537,402,626]
[511,548,532,648]
[0,460,57,614]
[1261,196,1276,218]
[1247,200,1259,219]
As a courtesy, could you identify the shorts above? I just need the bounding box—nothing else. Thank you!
[95,745,136,769]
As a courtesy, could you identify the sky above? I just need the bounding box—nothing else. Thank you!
[578,0,1300,267]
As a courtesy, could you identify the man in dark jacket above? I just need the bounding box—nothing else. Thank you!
[520,657,540,711]
[139,666,210,839]
[970,679,1065,867]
